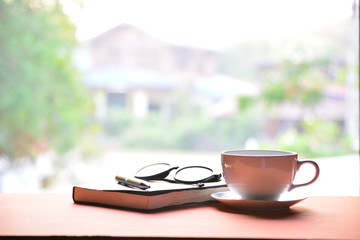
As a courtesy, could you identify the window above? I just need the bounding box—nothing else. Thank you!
[0,0,358,195]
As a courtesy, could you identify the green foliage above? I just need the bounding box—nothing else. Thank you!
[102,110,261,151]
[238,96,258,112]
[261,119,351,158]
[103,108,133,137]
[257,57,355,158]
[0,0,92,162]
[262,59,327,107]
[261,82,286,104]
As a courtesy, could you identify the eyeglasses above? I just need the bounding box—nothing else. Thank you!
[134,163,222,185]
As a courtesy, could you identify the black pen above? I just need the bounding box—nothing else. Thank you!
[115,175,151,190]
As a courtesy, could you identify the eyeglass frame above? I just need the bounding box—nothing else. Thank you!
[134,163,222,185]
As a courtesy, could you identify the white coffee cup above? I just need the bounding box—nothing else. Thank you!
[221,149,320,200]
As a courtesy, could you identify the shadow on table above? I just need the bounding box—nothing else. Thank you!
[213,204,311,220]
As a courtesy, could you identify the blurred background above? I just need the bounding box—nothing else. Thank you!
[0,0,359,195]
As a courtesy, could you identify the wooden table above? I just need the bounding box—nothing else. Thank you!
[1,194,360,239]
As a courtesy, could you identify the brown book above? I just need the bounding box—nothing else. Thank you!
[73,181,228,211]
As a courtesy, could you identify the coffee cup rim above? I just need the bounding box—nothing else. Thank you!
[221,149,297,157]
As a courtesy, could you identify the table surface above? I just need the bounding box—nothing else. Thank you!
[1,194,360,240]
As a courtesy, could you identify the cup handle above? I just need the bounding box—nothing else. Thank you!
[289,160,320,191]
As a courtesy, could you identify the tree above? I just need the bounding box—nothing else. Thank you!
[261,59,327,108]
[0,0,92,163]
[259,58,355,157]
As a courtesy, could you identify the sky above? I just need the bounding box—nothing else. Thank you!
[61,0,355,50]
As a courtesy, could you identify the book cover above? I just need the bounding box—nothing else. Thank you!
[73,181,228,211]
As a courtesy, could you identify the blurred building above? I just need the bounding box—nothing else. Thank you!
[79,24,257,119]
[77,23,356,140]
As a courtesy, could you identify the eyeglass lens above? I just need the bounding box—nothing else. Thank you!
[135,163,173,179]
[175,166,213,182]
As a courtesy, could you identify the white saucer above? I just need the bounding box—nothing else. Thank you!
[211,191,308,211]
